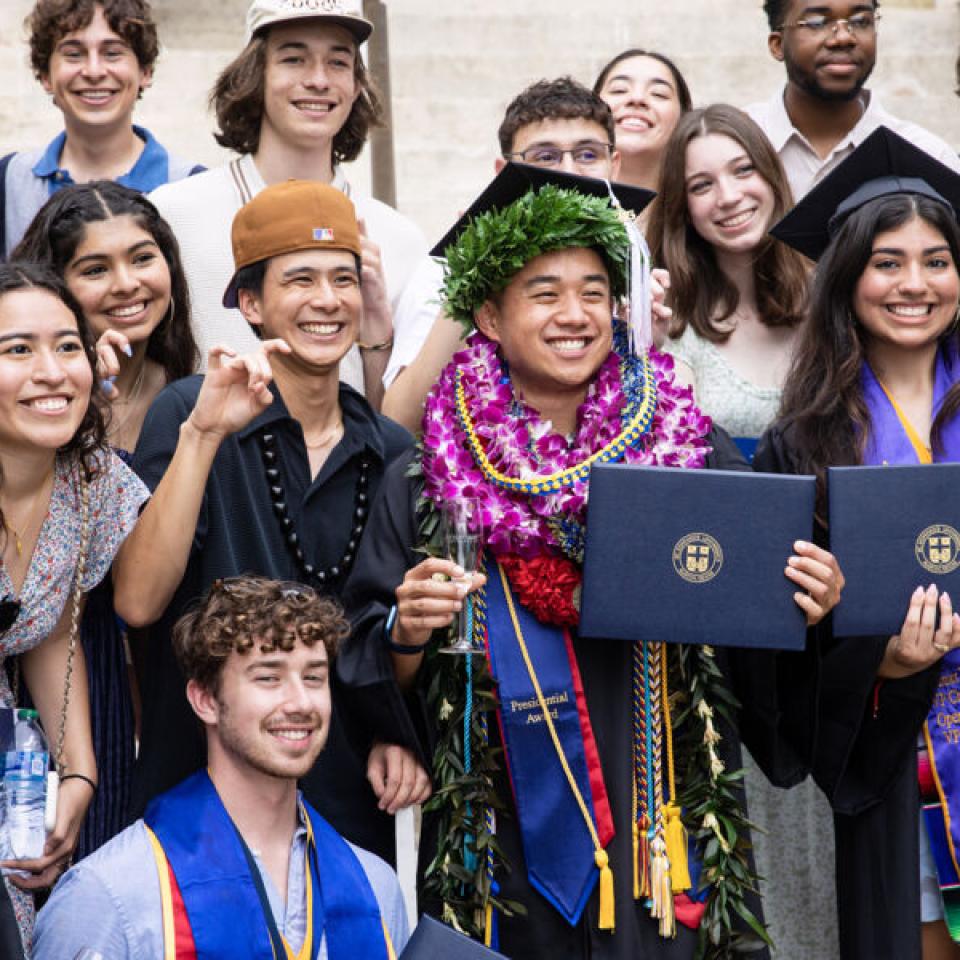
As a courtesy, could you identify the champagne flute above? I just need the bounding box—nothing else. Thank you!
[440,497,483,655]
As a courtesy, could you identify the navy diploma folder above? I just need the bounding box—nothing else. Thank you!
[400,915,508,959]
[579,464,815,650]
[828,463,960,637]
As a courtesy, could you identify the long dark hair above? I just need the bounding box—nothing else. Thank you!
[648,104,808,343]
[13,181,198,381]
[0,262,108,534]
[779,193,960,502]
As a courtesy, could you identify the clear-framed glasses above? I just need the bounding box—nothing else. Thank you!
[780,11,880,37]
[504,142,613,169]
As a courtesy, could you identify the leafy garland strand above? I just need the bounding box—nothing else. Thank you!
[673,644,772,959]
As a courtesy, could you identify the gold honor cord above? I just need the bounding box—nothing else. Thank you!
[876,378,934,464]
[456,354,657,495]
[146,826,178,960]
[496,562,615,930]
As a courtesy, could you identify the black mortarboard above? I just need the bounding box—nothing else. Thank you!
[399,915,509,959]
[429,162,655,257]
[771,126,960,261]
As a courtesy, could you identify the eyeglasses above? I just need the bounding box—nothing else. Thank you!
[504,142,613,169]
[0,596,21,636]
[780,11,880,37]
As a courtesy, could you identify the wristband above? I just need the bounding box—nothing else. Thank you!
[60,773,98,793]
[384,604,429,654]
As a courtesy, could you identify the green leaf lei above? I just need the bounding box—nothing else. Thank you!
[440,185,632,332]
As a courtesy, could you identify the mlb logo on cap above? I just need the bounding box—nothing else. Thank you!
[313,228,335,242]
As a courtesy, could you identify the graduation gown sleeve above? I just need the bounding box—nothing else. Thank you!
[339,450,432,766]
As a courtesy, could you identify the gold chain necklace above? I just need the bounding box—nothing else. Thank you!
[3,467,55,557]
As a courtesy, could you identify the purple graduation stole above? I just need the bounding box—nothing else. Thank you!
[862,345,960,937]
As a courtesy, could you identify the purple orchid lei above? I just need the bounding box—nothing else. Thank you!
[421,331,713,560]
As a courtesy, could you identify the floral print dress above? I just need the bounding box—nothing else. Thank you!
[0,450,147,956]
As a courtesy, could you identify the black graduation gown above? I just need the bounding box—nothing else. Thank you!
[341,428,815,960]
[755,424,941,960]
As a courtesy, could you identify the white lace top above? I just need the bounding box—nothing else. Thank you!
[665,325,782,439]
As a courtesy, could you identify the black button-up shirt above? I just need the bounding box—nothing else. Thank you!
[130,375,411,859]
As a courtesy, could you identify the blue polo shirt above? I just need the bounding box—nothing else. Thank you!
[31,124,187,195]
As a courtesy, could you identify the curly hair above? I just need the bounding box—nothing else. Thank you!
[13,181,198,381]
[497,77,614,156]
[0,262,107,540]
[210,31,383,164]
[592,48,692,113]
[778,192,960,510]
[27,0,159,80]
[173,576,350,694]
[647,104,808,343]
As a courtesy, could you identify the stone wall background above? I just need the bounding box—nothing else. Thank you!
[0,0,957,241]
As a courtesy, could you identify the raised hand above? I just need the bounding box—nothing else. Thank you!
[94,328,133,400]
[188,340,291,440]
[357,218,392,346]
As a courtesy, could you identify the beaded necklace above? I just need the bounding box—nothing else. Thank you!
[259,430,370,588]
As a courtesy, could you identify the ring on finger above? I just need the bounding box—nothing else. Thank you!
[933,639,950,653]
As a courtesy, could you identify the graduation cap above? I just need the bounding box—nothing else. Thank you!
[399,915,509,959]
[433,162,658,352]
[430,162,655,258]
[771,126,960,261]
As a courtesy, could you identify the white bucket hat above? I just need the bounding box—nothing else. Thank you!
[246,0,374,45]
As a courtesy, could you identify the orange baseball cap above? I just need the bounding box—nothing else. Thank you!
[223,180,362,308]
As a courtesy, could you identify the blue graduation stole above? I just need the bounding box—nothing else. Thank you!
[484,560,615,927]
[144,771,393,960]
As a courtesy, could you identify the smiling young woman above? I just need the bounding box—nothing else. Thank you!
[593,48,692,192]
[12,182,197,862]
[757,131,960,958]
[0,262,148,958]
[649,104,809,457]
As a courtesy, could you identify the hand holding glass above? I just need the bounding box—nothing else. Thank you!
[441,499,482,655]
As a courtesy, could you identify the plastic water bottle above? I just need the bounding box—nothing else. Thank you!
[2,709,49,861]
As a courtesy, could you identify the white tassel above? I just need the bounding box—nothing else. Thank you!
[602,179,652,356]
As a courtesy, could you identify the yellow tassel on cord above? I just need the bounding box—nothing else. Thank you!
[663,803,691,893]
[595,849,615,931]
[484,902,494,947]
[632,820,640,900]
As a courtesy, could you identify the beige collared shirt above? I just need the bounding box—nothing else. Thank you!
[746,87,960,200]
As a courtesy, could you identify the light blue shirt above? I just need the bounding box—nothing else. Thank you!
[33,801,408,959]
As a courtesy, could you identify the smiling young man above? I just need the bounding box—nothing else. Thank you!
[343,167,846,959]
[1,0,201,257]
[33,576,409,959]
[381,76,629,432]
[112,180,428,865]
[149,0,426,407]
[747,0,960,199]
